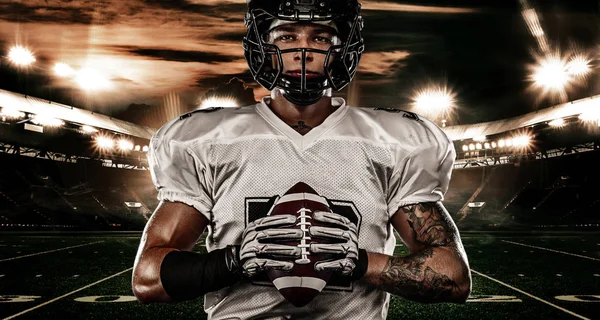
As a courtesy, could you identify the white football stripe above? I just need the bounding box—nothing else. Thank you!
[277,192,328,207]
[272,276,327,291]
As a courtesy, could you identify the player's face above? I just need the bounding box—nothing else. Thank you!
[267,22,341,78]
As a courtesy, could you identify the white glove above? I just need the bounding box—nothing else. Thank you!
[239,214,304,277]
[309,211,359,276]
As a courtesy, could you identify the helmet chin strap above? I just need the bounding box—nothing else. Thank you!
[274,88,332,107]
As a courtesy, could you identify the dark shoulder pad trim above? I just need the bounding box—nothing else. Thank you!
[179,107,224,120]
[373,107,423,122]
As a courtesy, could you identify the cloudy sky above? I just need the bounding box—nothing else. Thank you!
[0,0,598,127]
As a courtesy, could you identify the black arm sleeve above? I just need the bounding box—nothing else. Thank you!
[160,245,244,302]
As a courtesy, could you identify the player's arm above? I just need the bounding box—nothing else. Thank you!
[132,200,211,303]
[132,200,246,304]
[362,201,471,303]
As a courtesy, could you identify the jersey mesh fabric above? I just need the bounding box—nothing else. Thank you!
[148,98,455,320]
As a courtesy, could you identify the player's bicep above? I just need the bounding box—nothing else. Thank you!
[391,202,458,254]
[141,201,209,252]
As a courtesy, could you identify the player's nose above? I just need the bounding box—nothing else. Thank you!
[293,50,314,63]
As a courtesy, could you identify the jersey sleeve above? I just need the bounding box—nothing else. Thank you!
[387,135,456,217]
[147,135,212,219]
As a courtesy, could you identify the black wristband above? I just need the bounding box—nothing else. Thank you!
[350,248,369,281]
[160,245,243,302]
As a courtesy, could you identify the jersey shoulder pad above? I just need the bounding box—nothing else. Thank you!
[178,107,225,120]
[371,106,451,149]
[153,106,245,145]
[372,107,424,123]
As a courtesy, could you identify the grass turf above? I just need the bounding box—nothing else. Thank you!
[1,232,599,319]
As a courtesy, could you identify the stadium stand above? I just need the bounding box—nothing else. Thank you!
[452,149,600,230]
[1,89,600,231]
[0,152,155,230]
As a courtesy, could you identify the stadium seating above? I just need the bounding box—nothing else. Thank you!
[2,149,600,231]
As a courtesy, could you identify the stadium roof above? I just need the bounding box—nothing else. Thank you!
[2,88,598,143]
[0,89,156,140]
[442,95,600,141]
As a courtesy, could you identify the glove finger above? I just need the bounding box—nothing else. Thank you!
[243,258,294,277]
[314,258,356,275]
[240,242,302,260]
[257,229,304,241]
[309,226,358,243]
[244,215,297,237]
[313,211,357,232]
[242,228,303,247]
[240,229,303,256]
[310,243,359,259]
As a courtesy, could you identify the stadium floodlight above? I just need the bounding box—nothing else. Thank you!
[0,107,25,119]
[578,111,600,122]
[469,143,475,151]
[578,111,600,127]
[8,45,36,66]
[76,68,111,91]
[513,135,531,147]
[54,62,75,77]
[117,139,134,151]
[473,135,486,142]
[134,145,141,151]
[505,139,513,147]
[491,141,497,148]
[548,118,565,127]
[462,145,468,152]
[566,55,591,78]
[142,145,149,152]
[81,125,98,133]
[411,86,456,119]
[199,96,239,109]
[498,139,506,148]
[95,136,114,149]
[484,142,490,149]
[31,115,64,127]
[475,143,482,150]
[532,55,570,92]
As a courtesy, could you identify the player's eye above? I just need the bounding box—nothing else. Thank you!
[276,34,296,42]
[314,36,332,44]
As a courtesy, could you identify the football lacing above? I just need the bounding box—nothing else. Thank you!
[295,207,312,265]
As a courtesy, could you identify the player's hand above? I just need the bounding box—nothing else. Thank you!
[239,214,304,277]
[309,211,359,276]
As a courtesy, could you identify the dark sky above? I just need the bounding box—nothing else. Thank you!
[0,0,599,127]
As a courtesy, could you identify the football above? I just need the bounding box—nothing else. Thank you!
[266,182,336,307]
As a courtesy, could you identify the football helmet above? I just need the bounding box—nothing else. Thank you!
[243,0,365,106]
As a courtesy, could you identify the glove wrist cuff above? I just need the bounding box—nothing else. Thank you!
[350,248,369,281]
[225,245,244,279]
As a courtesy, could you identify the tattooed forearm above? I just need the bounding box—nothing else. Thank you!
[400,202,456,247]
[378,248,462,303]
[362,201,470,303]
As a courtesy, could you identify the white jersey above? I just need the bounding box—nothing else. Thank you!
[147,97,455,320]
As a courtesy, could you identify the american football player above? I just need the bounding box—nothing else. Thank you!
[132,0,471,319]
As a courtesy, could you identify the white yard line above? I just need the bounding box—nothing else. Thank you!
[3,267,133,320]
[471,269,590,320]
[0,241,104,263]
[501,240,600,262]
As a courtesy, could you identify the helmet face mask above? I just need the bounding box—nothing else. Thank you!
[243,0,364,106]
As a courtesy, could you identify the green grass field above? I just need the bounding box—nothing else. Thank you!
[1,231,599,320]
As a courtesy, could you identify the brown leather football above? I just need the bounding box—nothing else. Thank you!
[267,182,335,307]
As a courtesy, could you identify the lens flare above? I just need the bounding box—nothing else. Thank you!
[54,62,75,77]
[76,68,111,91]
[8,46,36,66]
[566,55,591,78]
[411,85,456,120]
[199,96,239,109]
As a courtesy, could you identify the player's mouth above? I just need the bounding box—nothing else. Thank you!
[287,70,321,79]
